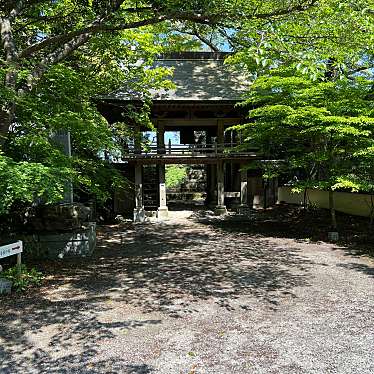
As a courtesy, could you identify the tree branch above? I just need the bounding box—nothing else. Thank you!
[177,26,220,52]
[254,0,318,19]
[29,33,92,84]
[19,14,168,59]
[27,14,169,84]
[18,1,319,60]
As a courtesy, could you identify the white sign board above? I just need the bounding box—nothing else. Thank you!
[0,241,23,259]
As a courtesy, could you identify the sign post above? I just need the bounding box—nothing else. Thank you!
[0,241,23,272]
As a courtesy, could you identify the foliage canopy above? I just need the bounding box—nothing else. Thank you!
[1,0,374,217]
[232,69,374,195]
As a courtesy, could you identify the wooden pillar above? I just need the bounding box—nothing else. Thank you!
[133,164,145,222]
[157,164,169,220]
[215,161,227,215]
[180,128,195,144]
[207,127,216,146]
[157,121,165,154]
[217,119,225,145]
[206,164,217,207]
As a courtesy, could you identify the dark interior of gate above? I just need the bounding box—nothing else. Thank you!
[96,52,278,221]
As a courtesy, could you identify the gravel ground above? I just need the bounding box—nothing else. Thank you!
[0,210,373,374]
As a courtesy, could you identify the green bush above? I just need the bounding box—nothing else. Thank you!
[166,165,188,188]
[0,153,71,215]
[1,265,43,292]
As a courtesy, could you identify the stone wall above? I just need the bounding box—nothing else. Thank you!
[18,222,96,260]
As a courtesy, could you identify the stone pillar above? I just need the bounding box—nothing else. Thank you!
[133,164,145,222]
[52,130,73,203]
[240,168,248,206]
[239,168,250,214]
[157,164,169,220]
[215,161,227,215]
[273,177,279,205]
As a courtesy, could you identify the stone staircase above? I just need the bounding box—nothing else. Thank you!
[167,165,207,202]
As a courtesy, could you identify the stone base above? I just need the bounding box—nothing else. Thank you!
[28,203,93,232]
[133,207,146,223]
[157,207,169,220]
[214,205,228,216]
[19,222,97,260]
[253,195,264,209]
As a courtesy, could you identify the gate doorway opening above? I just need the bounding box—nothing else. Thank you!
[165,164,207,211]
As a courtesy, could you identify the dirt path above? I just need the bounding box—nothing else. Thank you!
[1,211,373,373]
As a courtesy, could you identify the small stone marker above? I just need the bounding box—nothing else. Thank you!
[0,278,12,295]
[328,231,339,242]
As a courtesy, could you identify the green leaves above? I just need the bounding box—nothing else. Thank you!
[1,265,43,293]
[2,0,373,215]
[230,0,374,80]
[234,67,374,193]
[0,153,72,214]
[166,165,188,188]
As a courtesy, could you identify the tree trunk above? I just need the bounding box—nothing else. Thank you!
[0,109,10,148]
[1,15,18,149]
[0,71,17,149]
[329,189,337,230]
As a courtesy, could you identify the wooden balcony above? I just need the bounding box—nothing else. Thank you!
[114,143,261,165]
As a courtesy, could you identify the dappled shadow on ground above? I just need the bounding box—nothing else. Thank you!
[191,208,374,283]
[191,206,374,255]
[336,262,374,278]
[36,218,313,316]
[0,352,153,374]
[0,293,159,372]
[1,207,373,372]
[0,213,314,372]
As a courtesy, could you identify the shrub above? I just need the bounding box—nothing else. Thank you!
[166,165,188,188]
[1,265,43,292]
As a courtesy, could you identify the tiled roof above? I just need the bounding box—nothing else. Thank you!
[102,52,251,102]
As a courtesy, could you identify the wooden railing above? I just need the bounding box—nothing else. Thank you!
[123,142,258,156]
